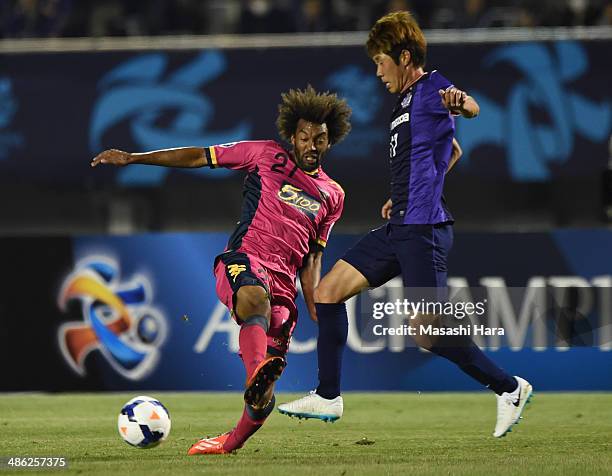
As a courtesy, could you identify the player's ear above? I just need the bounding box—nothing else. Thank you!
[401,50,411,67]
[290,134,296,147]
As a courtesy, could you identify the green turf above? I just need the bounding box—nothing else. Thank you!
[0,392,610,475]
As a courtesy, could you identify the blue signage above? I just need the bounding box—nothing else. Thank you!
[49,230,611,392]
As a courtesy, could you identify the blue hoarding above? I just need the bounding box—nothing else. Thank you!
[1,40,610,186]
[18,229,603,393]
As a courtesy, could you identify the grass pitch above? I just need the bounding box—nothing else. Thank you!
[1,392,611,475]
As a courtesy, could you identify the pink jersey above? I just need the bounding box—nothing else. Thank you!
[204,140,344,279]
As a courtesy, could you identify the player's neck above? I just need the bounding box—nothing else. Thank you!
[400,67,425,94]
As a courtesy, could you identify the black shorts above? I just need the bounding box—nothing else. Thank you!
[342,223,454,289]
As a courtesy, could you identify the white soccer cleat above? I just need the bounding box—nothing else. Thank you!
[493,376,533,438]
[278,390,343,422]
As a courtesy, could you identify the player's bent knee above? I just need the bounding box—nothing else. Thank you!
[235,285,271,321]
[315,260,369,304]
[314,282,343,304]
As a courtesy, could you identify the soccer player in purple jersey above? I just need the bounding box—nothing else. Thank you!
[91,86,351,454]
[279,12,533,438]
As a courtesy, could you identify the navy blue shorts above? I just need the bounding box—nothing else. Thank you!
[342,223,453,288]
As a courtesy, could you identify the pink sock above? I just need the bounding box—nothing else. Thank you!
[223,405,267,451]
[239,323,267,379]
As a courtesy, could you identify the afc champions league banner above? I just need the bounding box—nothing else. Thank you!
[0,230,611,392]
[0,40,611,186]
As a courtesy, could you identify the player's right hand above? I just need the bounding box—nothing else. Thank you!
[90,149,132,167]
[381,198,392,219]
[439,86,467,113]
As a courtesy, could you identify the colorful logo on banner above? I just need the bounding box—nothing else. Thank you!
[0,76,24,160]
[90,51,251,185]
[457,41,611,181]
[57,257,166,380]
[324,65,386,158]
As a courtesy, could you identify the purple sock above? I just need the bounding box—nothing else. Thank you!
[430,335,518,395]
[315,303,348,399]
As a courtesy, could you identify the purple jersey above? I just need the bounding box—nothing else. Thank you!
[204,140,344,279]
[388,71,455,225]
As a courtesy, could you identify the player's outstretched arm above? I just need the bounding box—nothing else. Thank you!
[438,86,480,119]
[447,138,463,173]
[90,147,206,168]
[300,251,323,322]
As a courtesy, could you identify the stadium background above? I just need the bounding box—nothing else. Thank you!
[1,0,611,394]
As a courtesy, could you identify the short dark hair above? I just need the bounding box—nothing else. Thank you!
[276,85,352,146]
[366,11,427,67]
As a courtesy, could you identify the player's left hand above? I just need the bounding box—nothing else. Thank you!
[381,198,392,220]
[439,86,468,114]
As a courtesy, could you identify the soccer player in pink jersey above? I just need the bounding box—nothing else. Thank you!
[91,86,352,454]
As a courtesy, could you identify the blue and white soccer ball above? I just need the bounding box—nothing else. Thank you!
[117,396,171,448]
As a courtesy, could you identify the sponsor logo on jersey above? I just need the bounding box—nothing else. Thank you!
[390,112,410,131]
[277,182,321,221]
[227,264,247,282]
[401,92,412,108]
